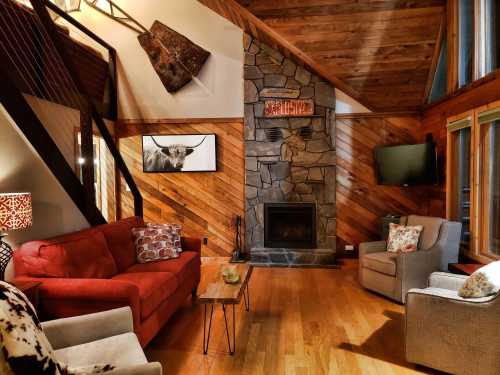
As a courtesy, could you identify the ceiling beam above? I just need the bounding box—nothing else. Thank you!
[197,0,376,111]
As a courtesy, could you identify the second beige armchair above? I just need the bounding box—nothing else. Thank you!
[358,215,461,303]
[43,307,162,375]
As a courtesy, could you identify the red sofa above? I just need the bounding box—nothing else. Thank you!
[13,217,201,347]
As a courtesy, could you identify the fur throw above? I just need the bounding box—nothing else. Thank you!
[0,281,114,375]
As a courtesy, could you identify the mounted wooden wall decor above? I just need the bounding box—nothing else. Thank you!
[116,119,244,257]
[264,99,314,117]
[336,115,429,257]
[138,21,210,93]
[85,0,210,93]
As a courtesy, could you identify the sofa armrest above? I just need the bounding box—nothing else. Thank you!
[42,307,134,350]
[359,241,387,257]
[396,249,440,303]
[428,272,468,291]
[181,237,202,253]
[405,288,500,372]
[107,363,162,375]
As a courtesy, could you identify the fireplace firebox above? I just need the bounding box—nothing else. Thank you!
[264,203,316,248]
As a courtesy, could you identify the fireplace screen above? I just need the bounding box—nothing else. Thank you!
[264,203,316,248]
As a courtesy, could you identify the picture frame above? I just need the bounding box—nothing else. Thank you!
[142,134,217,173]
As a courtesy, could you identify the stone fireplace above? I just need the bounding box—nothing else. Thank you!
[243,34,336,266]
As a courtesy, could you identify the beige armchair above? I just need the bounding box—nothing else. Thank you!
[406,272,500,375]
[358,215,461,303]
[43,307,162,375]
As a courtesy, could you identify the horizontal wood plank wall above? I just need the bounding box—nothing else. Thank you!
[116,120,245,257]
[421,73,500,217]
[336,115,429,257]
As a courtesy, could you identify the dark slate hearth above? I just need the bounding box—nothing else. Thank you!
[250,247,337,268]
[269,253,288,264]
[243,33,337,266]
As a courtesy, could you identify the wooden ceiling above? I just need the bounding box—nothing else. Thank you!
[198,0,446,112]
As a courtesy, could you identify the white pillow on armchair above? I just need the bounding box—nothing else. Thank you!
[458,261,500,298]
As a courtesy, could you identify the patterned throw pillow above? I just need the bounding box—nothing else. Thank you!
[458,261,500,298]
[0,281,114,375]
[386,223,423,253]
[131,223,182,263]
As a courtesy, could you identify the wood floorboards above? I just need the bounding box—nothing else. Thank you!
[145,260,442,375]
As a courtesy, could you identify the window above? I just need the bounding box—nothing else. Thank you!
[429,39,448,103]
[478,109,500,257]
[447,117,473,248]
[479,0,500,77]
[447,103,500,260]
[458,0,474,87]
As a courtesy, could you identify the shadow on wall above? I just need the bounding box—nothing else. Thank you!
[0,105,89,251]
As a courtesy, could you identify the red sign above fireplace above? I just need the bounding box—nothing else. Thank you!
[264,99,314,118]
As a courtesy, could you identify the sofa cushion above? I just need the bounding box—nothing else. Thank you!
[387,223,423,253]
[21,229,118,279]
[406,215,444,250]
[131,224,182,264]
[54,332,147,369]
[112,272,178,320]
[97,217,144,272]
[362,252,397,276]
[125,251,201,285]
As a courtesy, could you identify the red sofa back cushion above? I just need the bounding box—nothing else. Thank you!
[96,216,144,272]
[16,229,118,279]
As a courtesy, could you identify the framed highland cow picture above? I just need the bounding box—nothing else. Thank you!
[142,134,217,173]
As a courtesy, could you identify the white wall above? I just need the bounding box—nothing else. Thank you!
[0,104,89,251]
[67,0,243,120]
[335,89,371,114]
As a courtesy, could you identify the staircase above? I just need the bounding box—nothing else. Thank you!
[0,0,142,225]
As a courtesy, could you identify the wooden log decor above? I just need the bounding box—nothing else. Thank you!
[264,99,314,118]
[138,21,210,93]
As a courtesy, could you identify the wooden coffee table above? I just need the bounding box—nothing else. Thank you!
[197,261,253,355]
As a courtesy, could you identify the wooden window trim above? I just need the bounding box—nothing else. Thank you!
[447,0,459,94]
[447,99,500,262]
[446,111,475,253]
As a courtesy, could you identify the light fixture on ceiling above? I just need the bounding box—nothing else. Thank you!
[51,0,81,13]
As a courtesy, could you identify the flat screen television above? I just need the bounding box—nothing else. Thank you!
[374,142,437,186]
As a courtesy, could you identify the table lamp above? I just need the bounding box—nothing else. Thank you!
[0,193,32,280]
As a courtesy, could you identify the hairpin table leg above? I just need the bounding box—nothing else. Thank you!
[222,303,236,355]
[203,303,214,354]
[243,282,250,312]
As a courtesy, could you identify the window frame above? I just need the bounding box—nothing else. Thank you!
[446,111,476,252]
[476,103,500,259]
[444,0,500,96]
[447,100,500,262]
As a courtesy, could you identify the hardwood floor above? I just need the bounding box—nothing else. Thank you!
[145,260,441,374]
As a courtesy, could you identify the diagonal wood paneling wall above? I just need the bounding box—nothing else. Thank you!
[116,120,245,257]
[335,115,429,257]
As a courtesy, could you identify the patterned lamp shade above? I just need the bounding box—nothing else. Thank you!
[0,193,33,232]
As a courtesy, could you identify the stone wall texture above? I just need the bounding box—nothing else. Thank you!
[243,34,336,254]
